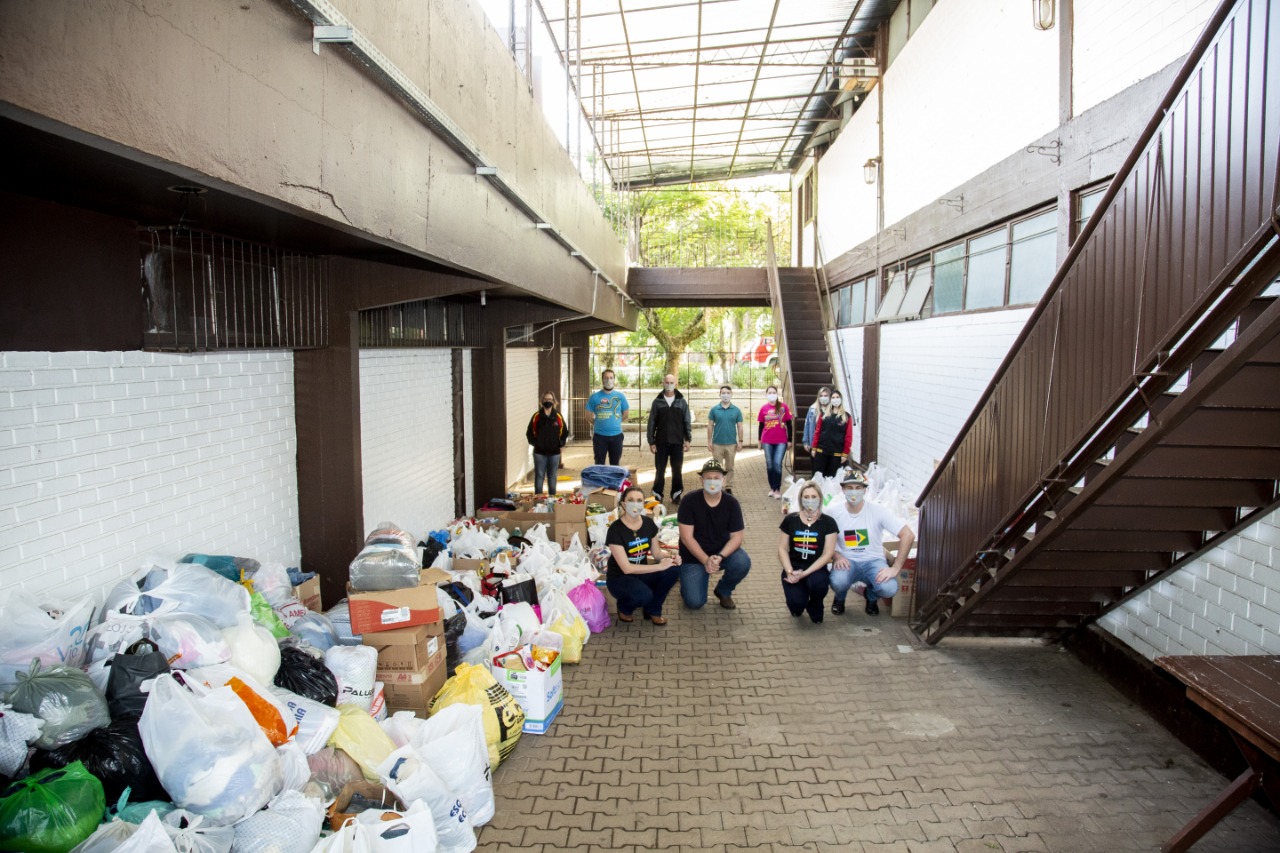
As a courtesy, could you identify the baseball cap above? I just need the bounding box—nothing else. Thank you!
[840,468,868,487]
[700,459,727,475]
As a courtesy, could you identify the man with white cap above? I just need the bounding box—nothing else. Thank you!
[826,469,914,616]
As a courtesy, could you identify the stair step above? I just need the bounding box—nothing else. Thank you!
[1095,477,1275,506]
[1163,408,1280,446]
[1129,445,1280,478]
[1071,505,1236,531]
[1047,529,1203,552]
[1006,568,1150,587]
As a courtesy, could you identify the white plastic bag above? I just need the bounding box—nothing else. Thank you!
[408,704,493,827]
[139,673,283,825]
[0,701,43,775]
[70,817,142,853]
[269,686,341,755]
[104,558,249,628]
[246,562,296,608]
[377,745,476,853]
[0,593,95,686]
[355,801,437,853]
[159,810,234,853]
[495,603,539,646]
[276,739,312,791]
[324,645,378,713]
[232,790,325,853]
[222,613,281,685]
[112,811,179,853]
[146,614,231,670]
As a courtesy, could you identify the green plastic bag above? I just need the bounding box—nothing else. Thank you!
[250,591,290,639]
[0,761,106,853]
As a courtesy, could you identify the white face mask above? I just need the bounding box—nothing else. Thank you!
[603,379,614,390]
[801,497,821,511]
[819,396,830,405]
[845,487,866,503]
[720,393,732,403]
[663,383,675,393]
[624,501,645,517]
[830,397,842,407]
[766,393,778,403]
[703,478,724,494]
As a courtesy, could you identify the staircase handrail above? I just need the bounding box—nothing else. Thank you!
[912,0,1280,634]
[813,232,852,422]
[764,220,795,411]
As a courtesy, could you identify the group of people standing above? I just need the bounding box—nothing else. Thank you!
[527,371,908,625]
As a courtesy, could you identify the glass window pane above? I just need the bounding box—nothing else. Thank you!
[875,269,908,321]
[864,276,878,322]
[1074,184,1107,242]
[966,229,1007,310]
[849,280,866,325]
[933,259,964,313]
[836,286,851,326]
[898,263,933,318]
[935,242,964,264]
[1010,213,1058,305]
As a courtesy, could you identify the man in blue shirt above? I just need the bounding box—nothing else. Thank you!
[586,369,630,465]
[705,385,744,494]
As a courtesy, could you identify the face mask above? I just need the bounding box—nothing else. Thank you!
[801,497,821,511]
[703,479,723,494]
[542,401,553,410]
[766,393,778,403]
[720,393,732,402]
[819,396,830,405]
[603,379,614,390]
[663,383,675,392]
[830,397,842,407]
[845,488,866,502]
[624,501,645,517]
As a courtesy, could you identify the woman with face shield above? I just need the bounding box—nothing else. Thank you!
[604,486,683,625]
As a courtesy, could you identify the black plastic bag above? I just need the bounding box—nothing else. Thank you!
[499,577,539,608]
[105,639,170,719]
[28,716,165,803]
[443,609,466,677]
[418,537,444,568]
[274,643,339,706]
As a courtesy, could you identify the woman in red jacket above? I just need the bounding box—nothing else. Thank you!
[810,390,853,478]
[526,391,568,495]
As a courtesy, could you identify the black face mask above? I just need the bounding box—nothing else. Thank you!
[543,402,554,410]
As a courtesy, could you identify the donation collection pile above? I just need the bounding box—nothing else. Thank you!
[0,507,618,853]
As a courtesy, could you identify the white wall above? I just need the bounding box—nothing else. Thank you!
[881,0,1059,225]
[0,351,299,605]
[1100,511,1280,659]
[1073,0,1218,115]
[830,326,866,462]
[505,348,540,488]
[358,350,455,542]
[816,85,880,263]
[876,308,1033,498]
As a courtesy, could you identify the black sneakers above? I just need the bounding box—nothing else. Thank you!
[831,598,846,615]
[865,600,880,616]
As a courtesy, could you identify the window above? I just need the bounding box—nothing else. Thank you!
[832,276,874,328]
[965,228,1007,310]
[1073,183,1108,243]
[877,258,932,322]
[799,171,815,224]
[875,268,908,321]
[1008,209,1057,305]
[834,286,851,327]
[849,279,867,325]
[932,242,965,314]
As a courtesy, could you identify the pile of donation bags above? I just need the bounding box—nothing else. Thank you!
[0,513,611,852]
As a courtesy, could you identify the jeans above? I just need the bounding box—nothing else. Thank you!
[606,566,681,617]
[593,432,624,465]
[678,549,751,609]
[533,452,560,495]
[652,443,684,498]
[829,557,899,603]
[762,442,787,491]
[782,567,831,621]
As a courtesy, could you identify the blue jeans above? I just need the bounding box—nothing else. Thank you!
[678,549,751,609]
[762,442,786,491]
[593,432,624,465]
[606,566,680,617]
[533,453,560,494]
[829,556,899,603]
[782,567,831,621]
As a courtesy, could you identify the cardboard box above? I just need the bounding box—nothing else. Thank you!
[491,654,563,734]
[294,576,322,612]
[362,622,445,672]
[450,557,488,574]
[347,567,450,635]
[891,560,917,619]
[379,641,448,713]
[585,489,619,509]
[553,503,587,524]
[493,511,557,537]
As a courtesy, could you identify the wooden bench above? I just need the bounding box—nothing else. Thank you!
[1155,655,1280,852]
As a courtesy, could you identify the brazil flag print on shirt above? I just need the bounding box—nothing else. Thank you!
[844,528,869,552]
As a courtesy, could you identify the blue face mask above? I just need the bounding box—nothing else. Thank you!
[703,478,723,494]
[802,497,821,511]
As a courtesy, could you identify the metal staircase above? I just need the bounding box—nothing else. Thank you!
[912,0,1280,644]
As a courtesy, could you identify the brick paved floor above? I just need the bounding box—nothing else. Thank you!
[485,443,1280,852]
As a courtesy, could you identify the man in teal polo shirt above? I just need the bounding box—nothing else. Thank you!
[586,369,630,465]
[705,385,744,493]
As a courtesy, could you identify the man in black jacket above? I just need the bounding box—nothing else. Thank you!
[647,374,692,504]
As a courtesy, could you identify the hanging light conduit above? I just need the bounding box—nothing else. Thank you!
[283,0,627,298]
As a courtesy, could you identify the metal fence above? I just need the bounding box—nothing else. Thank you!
[913,0,1280,627]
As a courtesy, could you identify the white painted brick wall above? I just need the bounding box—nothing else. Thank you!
[816,86,880,262]
[830,327,866,462]
[1100,510,1280,659]
[358,349,454,542]
[1074,0,1217,115]
[876,309,1034,498]
[0,350,299,606]
[464,349,475,517]
[505,348,540,488]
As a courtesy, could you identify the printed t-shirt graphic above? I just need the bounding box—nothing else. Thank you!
[792,527,821,559]
[844,528,869,551]
[626,534,652,564]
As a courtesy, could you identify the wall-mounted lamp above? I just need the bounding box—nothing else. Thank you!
[863,157,881,185]
[1032,0,1055,30]
[480,289,486,307]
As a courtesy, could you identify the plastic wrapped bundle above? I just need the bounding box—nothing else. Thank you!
[232,789,325,853]
[289,612,338,653]
[348,546,420,592]
[5,661,111,751]
[323,646,377,713]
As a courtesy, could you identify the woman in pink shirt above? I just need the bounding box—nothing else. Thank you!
[757,385,793,499]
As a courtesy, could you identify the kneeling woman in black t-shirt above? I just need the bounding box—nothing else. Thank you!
[778,480,839,622]
[605,486,683,625]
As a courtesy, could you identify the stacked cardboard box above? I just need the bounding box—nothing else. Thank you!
[362,617,448,714]
[346,567,449,635]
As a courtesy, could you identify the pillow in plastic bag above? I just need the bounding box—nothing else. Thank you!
[231,789,324,853]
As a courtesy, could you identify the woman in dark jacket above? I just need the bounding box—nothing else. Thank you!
[526,391,568,495]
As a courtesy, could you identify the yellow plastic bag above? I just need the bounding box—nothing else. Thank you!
[547,614,587,664]
[327,704,396,782]
[428,663,524,768]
